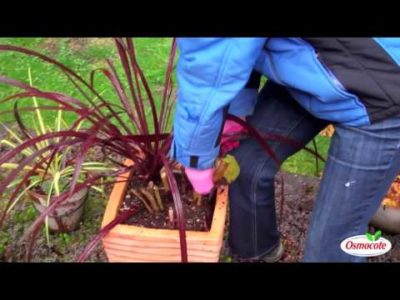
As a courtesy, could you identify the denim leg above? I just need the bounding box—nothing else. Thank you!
[228,82,327,259]
[304,116,400,262]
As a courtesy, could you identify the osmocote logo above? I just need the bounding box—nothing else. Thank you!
[340,230,392,257]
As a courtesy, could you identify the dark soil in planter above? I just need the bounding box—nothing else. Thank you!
[120,174,215,232]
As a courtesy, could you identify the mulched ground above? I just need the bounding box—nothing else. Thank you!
[274,172,318,262]
[273,172,400,262]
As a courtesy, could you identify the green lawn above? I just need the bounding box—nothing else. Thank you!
[0,38,174,126]
[0,38,331,177]
[283,135,330,176]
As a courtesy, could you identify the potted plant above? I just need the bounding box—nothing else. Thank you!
[0,38,290,262]
[0,68,116,248]
[100,156,240,262]
[0,38,232,262]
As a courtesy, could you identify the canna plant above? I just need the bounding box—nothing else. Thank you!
[0,38,323,262]
[0,38,189,261]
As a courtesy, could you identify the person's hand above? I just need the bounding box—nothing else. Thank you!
[185,117,247,195]
[185,167,215,195]
[220,118,247,155]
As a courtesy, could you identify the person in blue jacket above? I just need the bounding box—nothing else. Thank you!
[170,38,400,262]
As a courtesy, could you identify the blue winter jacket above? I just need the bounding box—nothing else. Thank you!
[171,38,400,170]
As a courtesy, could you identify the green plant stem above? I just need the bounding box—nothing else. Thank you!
[140,188,159,212]
[153,185,164,211]
[130,189,153,214]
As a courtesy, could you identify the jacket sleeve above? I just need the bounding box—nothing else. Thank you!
[170,38,267,169]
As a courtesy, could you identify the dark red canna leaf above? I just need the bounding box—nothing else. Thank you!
[159,38,177,133]
[160,153,187,262]
[226,114,280,166]
[0,38,186,262]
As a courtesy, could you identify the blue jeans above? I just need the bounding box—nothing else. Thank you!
[228,81,400,262]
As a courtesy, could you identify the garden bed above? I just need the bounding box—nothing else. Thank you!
[221,172,400,262]
[1,127,399,262]
[2,169,399,262]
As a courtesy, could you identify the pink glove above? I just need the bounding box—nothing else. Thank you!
[220,118,247,155]
[185,167,215,195]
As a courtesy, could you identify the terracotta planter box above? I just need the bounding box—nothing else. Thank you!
[102,162,228,262]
